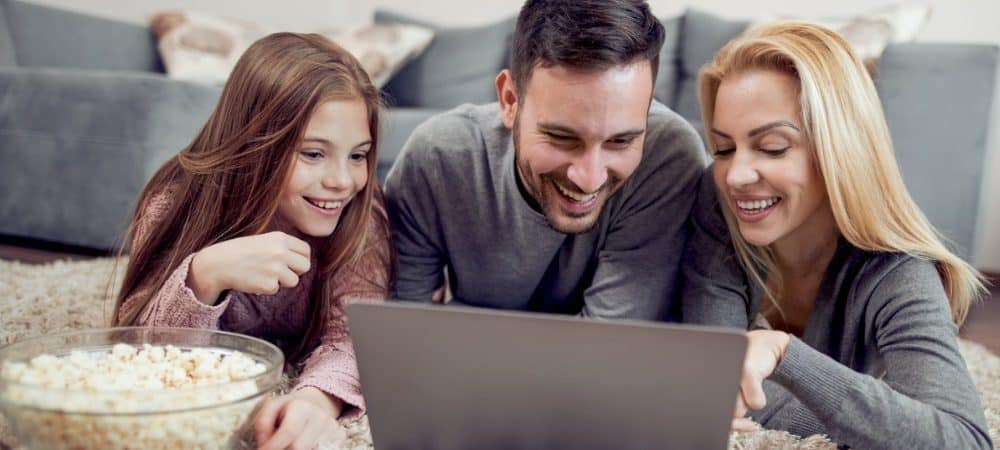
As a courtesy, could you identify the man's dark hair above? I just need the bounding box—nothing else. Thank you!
[510,0,665,96]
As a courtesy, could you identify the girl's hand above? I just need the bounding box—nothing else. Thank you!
[188,231,311,304]
[254,387,347,450]
[732,329,790,431]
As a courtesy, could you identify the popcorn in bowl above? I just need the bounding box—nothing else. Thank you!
[0,327,284,450]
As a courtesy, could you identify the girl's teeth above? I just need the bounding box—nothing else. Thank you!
[309,199,343,210]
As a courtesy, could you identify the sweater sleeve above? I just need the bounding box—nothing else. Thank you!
[680,165,753,328]
[763,259,992,449]
[293,209,392,421]
[116,190,230,328]
[384,115,453,303]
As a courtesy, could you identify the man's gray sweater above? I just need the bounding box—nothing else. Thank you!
[385,102,705,320]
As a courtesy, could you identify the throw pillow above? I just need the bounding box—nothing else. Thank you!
[750,3,932,72]
[150,11,267,85]
[150,11,434,88]
[317,25,433,88]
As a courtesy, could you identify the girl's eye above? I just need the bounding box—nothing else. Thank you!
[350,151,369,162]
[300,150,323,160]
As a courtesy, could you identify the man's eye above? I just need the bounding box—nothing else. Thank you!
[607,138,634,149]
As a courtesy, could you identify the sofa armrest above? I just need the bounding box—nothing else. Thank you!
[875,43,999,262]
[0,67,219,250]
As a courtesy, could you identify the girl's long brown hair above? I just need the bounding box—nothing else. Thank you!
[113,33,391,362]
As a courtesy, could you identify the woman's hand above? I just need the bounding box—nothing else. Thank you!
[732,329,791,431]
[187,231,311,304]
[254,387,347,450]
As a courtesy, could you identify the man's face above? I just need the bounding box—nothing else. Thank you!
[501,62,653,234]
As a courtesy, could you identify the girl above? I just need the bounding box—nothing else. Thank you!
[113,33,392,450]
[683,22,992,448]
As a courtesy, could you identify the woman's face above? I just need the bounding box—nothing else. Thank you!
[709,69,831,248]
[276,99,371,238]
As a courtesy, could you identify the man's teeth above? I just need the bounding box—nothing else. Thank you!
[308,199,343,210]
[554,182,597,203]
[736,197,780,211]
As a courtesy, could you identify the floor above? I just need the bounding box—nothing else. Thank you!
[2,241,999,354]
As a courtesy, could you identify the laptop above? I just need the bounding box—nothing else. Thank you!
[346,301,747,450]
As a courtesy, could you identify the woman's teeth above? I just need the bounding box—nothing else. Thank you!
[736,197,780,212]
[554,182,597,203]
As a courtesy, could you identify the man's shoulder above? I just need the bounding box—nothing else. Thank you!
[630,101,707,182]
[391,103,504,171]
[385,103,506,195]
[644,101,704,153]
[409,103,503,149]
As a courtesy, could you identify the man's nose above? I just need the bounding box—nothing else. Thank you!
[566,146,608,194]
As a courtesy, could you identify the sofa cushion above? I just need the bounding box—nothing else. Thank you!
[4,0,163,72]
[375,10,515,109]
[673,9,749,132]
[0,68,218,249]
[0,1,17,67]
[653,15,683,107]
[876,43,1000,261]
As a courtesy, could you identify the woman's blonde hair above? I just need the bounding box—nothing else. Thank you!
[698,21,986,324]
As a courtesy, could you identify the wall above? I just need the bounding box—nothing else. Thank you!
[23,0,1000,270]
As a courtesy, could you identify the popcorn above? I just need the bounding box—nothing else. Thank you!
[0,343,274,450]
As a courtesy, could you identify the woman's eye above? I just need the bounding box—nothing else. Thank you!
[712,148,735,158]
[760,147,789,156]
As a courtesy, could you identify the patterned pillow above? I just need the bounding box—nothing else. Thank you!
[750,3,932,72]
[150,11,433,87]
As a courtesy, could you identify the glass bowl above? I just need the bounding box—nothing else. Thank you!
[0,327,284,450]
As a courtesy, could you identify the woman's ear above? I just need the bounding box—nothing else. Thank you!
[495,69,518,129]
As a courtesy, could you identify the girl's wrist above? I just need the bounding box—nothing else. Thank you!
[189,248,224,304]
[295,386,344,419]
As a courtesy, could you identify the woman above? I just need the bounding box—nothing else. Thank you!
[113,33,393,449]
[682,22,992,449]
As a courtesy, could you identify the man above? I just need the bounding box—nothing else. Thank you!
[384,0,705,320]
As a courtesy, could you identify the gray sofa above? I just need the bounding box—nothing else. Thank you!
[0,1,997,264]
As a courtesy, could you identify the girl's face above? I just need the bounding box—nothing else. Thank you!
[709,69,831,248]
[277,99,371,238]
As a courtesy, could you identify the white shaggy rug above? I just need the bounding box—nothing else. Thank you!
[0,257,997,449]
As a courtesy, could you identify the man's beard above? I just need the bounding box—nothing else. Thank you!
[512,117,615,235]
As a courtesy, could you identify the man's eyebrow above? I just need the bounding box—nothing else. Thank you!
[608,129,645,140]
[537,123,579,137]
[538,124,645,140]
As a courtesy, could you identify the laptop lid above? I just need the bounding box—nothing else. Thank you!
[346,301,747,450]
